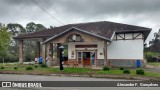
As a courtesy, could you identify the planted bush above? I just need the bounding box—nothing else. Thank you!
[14,67,18,70]
[26,67,33,70]
[0,66,4,69]
[41,64,47,68]
[123,69,130,74]
[103,66,110,71]
[136,69,145,75]
[119,67,124,70]
[34,65,38,68]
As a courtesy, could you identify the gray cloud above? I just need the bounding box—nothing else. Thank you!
[53,0,160,17]
[0,0,160,42]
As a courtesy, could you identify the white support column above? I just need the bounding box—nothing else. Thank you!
[19,40,23,64]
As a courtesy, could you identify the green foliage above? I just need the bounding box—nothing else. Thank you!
[34,65,38,68]
[24,22,46,62]
[63,45,68,57]
[0,24,11,57]
[123,69,130,74]
[103,65,110,71]
[136,69,145,75]
[7,23,26,35]
[5,22,47,63]
[26,67,33,70]
[0,53,18,63]
[119,67,124,70]
[26,22,46,33]
[41,64,47,68]
[7,23,25,63]
[14,67,18,70]
[24,50,35,62]
[0,66,4,69]
[145,52,160,62]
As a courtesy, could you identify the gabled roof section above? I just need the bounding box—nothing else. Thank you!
[43,27,111,44]
[13,21,151,41]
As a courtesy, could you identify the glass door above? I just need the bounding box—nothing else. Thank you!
[77,51,96,65]
[90,52,96,65]
[77,52,82,64]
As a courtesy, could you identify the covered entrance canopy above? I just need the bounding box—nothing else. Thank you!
[13,21,151,67]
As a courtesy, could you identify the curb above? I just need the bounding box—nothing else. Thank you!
[49,73,160,81]
[0,72,160,81]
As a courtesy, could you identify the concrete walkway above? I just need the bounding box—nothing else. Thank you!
[145,65,160,73]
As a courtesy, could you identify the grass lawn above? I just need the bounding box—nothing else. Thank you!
[0,63,160,79]
[145,71,160,77]
[147,62,160,66]
[97,69,124,75]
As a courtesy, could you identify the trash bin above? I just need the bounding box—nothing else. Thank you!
[39,57,43,64]
[136,60,141,67]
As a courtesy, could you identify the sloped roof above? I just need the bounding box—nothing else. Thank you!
[14,21,151,41]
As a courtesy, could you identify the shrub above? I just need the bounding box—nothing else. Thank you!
[103,66,110,71]
[34,65,38,68]
[136,69,145,75]
[0,66,4,69]
[123,69,130,74]
[119,67,124,70]
[14,67,18,70]
[41,64,47,68]
[26,67,33,70]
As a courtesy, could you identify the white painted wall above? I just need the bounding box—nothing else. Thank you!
[68,41,104,59]
[107,34,144,59]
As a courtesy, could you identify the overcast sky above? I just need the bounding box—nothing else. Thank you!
[0,0,160,42]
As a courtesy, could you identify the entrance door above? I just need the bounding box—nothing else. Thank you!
[83,52,90,61]
[77,51,96,65]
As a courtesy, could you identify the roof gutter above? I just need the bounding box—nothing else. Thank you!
[115,29,151,33]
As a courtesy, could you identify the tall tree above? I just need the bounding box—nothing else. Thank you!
[0,24,11,59]
[7,23,26,36]
[26,22,46,33]
[5,22,47,62]
[24,22,46,61]
[149,29,160,53]
[7,23,26,56]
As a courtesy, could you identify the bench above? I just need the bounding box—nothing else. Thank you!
[64,60,92,68]
[64,60,78,67]
[82,60,91,68]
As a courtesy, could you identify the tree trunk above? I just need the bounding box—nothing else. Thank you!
[3,57,4,64]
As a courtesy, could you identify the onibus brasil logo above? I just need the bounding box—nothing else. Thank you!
[1,82,42,87]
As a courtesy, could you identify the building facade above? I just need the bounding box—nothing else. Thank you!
[14,21,151,68]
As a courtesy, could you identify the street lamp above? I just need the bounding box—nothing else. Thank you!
[59,46,64,71]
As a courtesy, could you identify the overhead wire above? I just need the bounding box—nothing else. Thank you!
[43,0,66,24]
[31,0,64,25]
